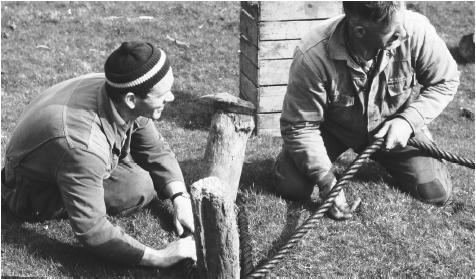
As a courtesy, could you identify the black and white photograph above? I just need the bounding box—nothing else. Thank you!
[1,1,474,278]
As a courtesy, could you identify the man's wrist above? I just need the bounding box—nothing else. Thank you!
[163,180,187,199]
[170,191,190,202]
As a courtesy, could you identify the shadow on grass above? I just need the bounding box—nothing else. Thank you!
[161,90,212,132]
[1,205,188,278]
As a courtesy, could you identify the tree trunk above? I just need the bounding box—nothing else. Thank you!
[190,177,240,279]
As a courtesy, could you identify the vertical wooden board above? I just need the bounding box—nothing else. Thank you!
[257,113,282,137]
[240,54,258,86]
[258,59,292,86]
[258,40,299,60]
[258,86,286,113]
[241,1,260,19]
[239,73,258,107]
[260,1,342,21]
[240,10,258,47]
[240,36,258,66]
[260,20,329,40]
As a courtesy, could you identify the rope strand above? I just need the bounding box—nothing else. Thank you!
[245,137,474,278]
[184,137,473,278]
[246,138,385,278]
[408,138,474,169]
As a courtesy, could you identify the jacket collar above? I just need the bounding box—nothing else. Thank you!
[97,84,130,150]
[327,18,352,62]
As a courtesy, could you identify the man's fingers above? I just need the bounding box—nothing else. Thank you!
[349,197,361,212]
[174,218,184,236]
[329,197,361,220]
[183,221,195,234]
[374,122,389,138]
[329,206,345,219]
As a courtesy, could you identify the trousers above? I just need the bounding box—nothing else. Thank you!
[2,158,157,221]
[273,129,452,205]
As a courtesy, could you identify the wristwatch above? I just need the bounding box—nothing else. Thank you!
[170,191,190,201]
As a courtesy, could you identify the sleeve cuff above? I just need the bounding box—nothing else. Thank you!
[398,106,425,133]
[311,170,336,190]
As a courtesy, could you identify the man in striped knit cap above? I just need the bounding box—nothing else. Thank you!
[2,42,196,267]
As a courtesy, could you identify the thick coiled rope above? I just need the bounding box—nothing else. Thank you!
[237,194,254,277]
[408,138,475,169]
[244,138,386,278]
[244,137,474,278]
[183,137,474,278]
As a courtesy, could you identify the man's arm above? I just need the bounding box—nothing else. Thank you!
[376,12,460,150]
[130,120,194,234]
[56,148,195,266]
[281,50,335,191]
[281,49,359,219]
[130,119,185,197]
[399,11,460,133]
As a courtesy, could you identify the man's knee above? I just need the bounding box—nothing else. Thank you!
[272,151,314,201]
[416,178,452,206]
[104,163,156,215]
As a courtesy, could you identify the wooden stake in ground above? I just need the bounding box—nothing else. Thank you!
[190,93,255,278]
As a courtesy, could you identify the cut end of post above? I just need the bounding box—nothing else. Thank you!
[200,92,256,115]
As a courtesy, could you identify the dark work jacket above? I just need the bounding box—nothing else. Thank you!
[3,73,184,265]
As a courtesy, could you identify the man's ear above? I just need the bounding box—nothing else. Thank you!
[352,25,366,39]
[124,92,136,109]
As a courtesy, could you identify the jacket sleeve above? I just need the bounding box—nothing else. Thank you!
[280,49,336,188]
[130,119,185,197]
[56,148,146,265]
[399,12,460,132]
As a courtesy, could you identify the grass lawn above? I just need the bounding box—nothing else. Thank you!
[1,1,474,278]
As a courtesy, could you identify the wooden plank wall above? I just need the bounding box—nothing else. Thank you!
[240,1,342,136]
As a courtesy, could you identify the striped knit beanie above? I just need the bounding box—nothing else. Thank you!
[104,41,171,96]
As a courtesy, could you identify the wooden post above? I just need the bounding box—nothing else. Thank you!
[190,177,240,279]
[200,92,255,201]
[190,93,255,278]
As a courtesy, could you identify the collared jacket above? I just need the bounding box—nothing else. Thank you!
[280,10,459,187]
[3,73,185,264]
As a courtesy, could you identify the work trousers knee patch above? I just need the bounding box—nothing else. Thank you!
[416,178,450,206]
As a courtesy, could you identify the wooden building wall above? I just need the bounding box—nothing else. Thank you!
[239,1,342,136]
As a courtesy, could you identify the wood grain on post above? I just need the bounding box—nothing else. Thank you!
[190,177,240,279]
[189,93,255,278]
[200,92,255,201]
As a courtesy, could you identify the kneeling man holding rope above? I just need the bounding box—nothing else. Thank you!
[273,1,459,219]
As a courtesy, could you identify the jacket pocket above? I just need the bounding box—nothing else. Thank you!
[387,73,415,97]
[329,92,355,107]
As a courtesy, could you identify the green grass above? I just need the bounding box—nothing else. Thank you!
[1,1,474,278]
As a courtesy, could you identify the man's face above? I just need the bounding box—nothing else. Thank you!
[134,71,175,120]
[362,10,406,51]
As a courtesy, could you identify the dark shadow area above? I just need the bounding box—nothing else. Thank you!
[178,157,208,188]
[334,156,395,185]
[1,205,188,278]
[146,198,177,234]
[160,89,213,131]
[239,159,276,195]
[448,45,473,65]
[238,155,395,198]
